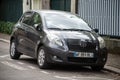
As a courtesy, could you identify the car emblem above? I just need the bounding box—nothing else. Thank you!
[79,40,87,48]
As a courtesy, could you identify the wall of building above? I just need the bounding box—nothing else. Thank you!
[71,0,76,14]
[23,0,50,13]
[50,0,71,12]
[42,0,50,9]
[105,38,120,54]
[23,0,31,13]
[0,0,75,22]
[31,0,43,10]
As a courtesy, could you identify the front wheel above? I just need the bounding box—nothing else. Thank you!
[91,65,104,71]
[10,39,21,59]
[37,46,49,69]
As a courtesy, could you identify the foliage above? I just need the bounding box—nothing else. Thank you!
[0,21,15,34]
[102,36,110,40]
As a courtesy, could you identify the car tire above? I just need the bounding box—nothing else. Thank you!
[91,65,104,71]
[10,39,21,59]
[37,46,49,69]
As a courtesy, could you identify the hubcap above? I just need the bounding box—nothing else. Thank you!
[38,49,45,66]
[10,42,15,56]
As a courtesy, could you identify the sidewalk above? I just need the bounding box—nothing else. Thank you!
[0,33,120,74]
[105,53,120,74]
[0,33,10,40]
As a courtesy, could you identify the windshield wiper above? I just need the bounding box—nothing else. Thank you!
[63,28,91,32]
[48,28,63,30]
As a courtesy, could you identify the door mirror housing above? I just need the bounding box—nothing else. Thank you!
[93,28,99,33]
[34,23,42,31]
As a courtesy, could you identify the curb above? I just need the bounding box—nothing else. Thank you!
[0,38,10,43]
[104,65,120,75]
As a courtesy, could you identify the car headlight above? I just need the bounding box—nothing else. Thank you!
[47,34,63,46]
[98,37,105,48]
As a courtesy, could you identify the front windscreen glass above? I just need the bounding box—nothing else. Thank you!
[44,12,92,31]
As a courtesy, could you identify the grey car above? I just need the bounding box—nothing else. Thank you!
[10,10,107,71]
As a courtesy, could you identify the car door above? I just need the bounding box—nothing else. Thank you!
[25,12,42,57]
[17,12,34,54]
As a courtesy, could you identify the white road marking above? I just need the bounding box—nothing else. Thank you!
[74,77,113,80]
[7,58,13,61]
[40,71,50,74]
[0,38,10,43]
[27,65,37,69]
[1,61,27,70]
[0,54,9,58]
[54,76,77,80]
[54,76,113,80]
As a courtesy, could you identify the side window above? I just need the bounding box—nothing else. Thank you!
[21,12,33,25]
[30,13,42,27]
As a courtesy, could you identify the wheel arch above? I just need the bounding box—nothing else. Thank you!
[10,36,15,44]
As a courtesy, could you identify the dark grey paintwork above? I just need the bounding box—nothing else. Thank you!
[10,10,107,69]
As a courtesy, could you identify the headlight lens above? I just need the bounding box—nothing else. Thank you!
[47,34,63,46]
[98,37,105,48]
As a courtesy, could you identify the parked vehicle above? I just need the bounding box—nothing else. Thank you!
[10,10,107,71]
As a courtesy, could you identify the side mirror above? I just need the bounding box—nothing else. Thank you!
[34,23,42,31]
[93,28,99,33]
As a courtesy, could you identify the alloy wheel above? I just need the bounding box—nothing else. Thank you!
[38,49,45,66]
[10,42,16,57]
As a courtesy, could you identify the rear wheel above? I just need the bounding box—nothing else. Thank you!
[10,39,21,59]
[91,65,104,71]
[37,46,49,69]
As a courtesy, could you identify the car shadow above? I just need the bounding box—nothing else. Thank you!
[49,64,105,74]
[18,57,106,74]
[19,57,37,65]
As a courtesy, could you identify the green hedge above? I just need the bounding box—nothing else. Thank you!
[0,21,15,34]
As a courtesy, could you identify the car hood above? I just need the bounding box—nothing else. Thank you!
[48,30,99,41]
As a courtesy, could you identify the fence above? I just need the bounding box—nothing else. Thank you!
[0,0,23,22]
[77,0,120,37]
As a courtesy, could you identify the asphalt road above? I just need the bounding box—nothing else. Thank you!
[0,41,120,80]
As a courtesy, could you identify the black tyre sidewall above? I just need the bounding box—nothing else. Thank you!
[10,39,20,59]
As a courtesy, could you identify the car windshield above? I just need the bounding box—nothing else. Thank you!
[44,12,92,31]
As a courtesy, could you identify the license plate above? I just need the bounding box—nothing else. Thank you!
[74,52,94,58]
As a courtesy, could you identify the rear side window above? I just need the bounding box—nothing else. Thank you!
[21,12,33,25]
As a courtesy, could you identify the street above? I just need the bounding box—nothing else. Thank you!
[0,41,120,80]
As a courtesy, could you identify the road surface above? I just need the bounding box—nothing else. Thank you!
[0,41,120,80]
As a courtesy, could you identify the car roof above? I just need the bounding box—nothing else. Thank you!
[27,10,72,15]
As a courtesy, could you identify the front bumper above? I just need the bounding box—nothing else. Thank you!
[44,45,107,66]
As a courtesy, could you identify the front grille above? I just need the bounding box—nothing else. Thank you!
[68,57,97,64]
[67,39,96,51]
